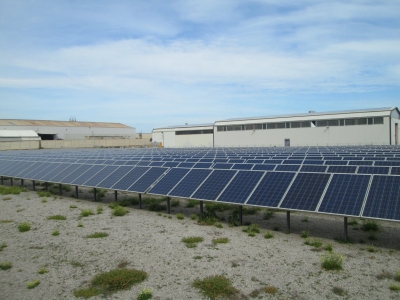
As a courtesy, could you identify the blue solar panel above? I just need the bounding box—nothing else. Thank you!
[38,163,71,181]
[163,162,180,168]
[1,161,27,176]
[391,167,400,175]
[327,166,357,173]
[83,166,119,187]
[300,165,327,173]
[275,165,300,172]
[148,168,191,195]
[111,167,150,190]
[127,167,168,193]
[246,172,295,207]
[217,171,264,204]
[136,161,151,166]
[348,160,373,166]
[70,165,106,185]
[231,163,253,170]
[49,164,82,183]
[246,159,264,164]
[363,175,400,220]
[282,159,303,165]
[213,163,233,169]
[375,161,400,166]
[149,161,165,167]
[252,164,276,171]
[7,162,36,177]
[168,169,212,198]
[193,162,212,168]
[0,160,14,174]
[124,161,139,166]
[357,166,389,174]
[24,162,54,180]
[96,166,134,188]
[191,170,237,200]
[303,160,325,165]
[318,174,370,216]
[61,165,94,184]
[263,159,283,164]
[280,173,330,211]
[324,160,348,165]
[177,162,196,168]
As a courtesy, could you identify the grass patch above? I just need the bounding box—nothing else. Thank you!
[137,288,153,300]
[367,245,376,252]
[37,191,51,197]
[41,198,47,203]
[89,188,107,199]
[321,252,344,271]
[304,238,323,248]
[264,231,274,239]
[0,185,27,195]
[81,209,94,217]
[70,261,84,268]
[112,206,129,216]
[302,217,309,222]
[215,223,223,228]
[0,220,13,223]
[97,205,103,214]
[390,284,400,291]
[70,204,77,208]
[52,230,60,236]
[233,206,260,215]
[176,213,184,220]
[74,268,148,298]
[190,214,198,220]
[0,242,7,252]
[242,224,260,236]
[263,209,275,220]
[192,275,239,300]
[38,267,49,274]
[361,220,379,232]
[78,222,83,228]
[186,199,200,207]
[376,271,393,280]
[119,196,139,207]
[0,262,12,270]
[86,232,109,238]
[3,197,12,201]
[212,237,229,245]
[182,236,204,248]
[18,222,30,232]
[325,244,333,252]
[396,271,400,282]
[171,199,180,207]
[301,230,309,238]
[27,279,40,289]
[47,215,67,220]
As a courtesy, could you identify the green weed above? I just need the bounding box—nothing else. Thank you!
[242,224,260,236]
[192,275,239,300]
[361,220,379,232]
[37,191,51,197]
[27,280,40,289]
[176,213,184,220]
[0,185,27,195]
[0,262,12,270]
[47,215,67,220]
[81,209,94,217]
[171,199,180,207]
[321,252,344,271]
[264,231,274,239]
[112,206,129,216]
[38,268,49,274]
[390,284,400,291]
[52,230,60,236]
[70,204,77,208]
[301,230,310,238]
[304,238,323,248]
[137,288,152,300]
[212,237,229,245]
[186,200,200,207]
[0,242,7,252]
[97,205,103,214]
[18,222,30,232]
[86,232,109,238]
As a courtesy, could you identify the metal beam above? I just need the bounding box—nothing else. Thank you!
[32,180,35,191]
[75,186,78,199]
[200,201,203,215]
[286,211,291,233]
[167,197,171,214]
[21,179,24,187]
[10,178,13,186]
[239,205,243,226]
[93,188,97,202]
[344,217,348,241]
[59,184,62,196]
[45,182,48,191]
[114,191,118,202]
[139,194,142,209]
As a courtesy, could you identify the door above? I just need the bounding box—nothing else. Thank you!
[284,139,290,147]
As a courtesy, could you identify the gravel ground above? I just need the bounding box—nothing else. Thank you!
[1,181,400,300]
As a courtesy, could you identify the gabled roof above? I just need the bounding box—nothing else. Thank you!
[0,119,133,129]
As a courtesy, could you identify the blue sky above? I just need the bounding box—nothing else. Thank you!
[0,1,399,133]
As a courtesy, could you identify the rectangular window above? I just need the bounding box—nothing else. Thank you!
[328,120,339,126]
[267,123,277,129]
[226,126,235,131]
[291,122,301,128]
[233,125,242,131]
[374,117,384,124]
[301,122,311,127]
[285,123,291,128]
[277,123,286,129]
[262,124,267,129]
[217,126,225,131]
[368,118,373,125]
[254,124,263,130]
[345,119,355,126]
[243,124,253,130]
[176,129,213,135]
[317,120,328,127]
[340,119,344,126]
[356,118,367,125]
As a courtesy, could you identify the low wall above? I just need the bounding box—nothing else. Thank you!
[0,139,152,151]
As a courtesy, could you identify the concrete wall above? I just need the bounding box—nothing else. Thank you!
[214,118,391,147]
[0,141,40,151]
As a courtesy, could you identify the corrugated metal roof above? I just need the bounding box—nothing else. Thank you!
[216,107,397,123]
[0,119,133,129]
[153,123,214,130]
[0,130,39,138]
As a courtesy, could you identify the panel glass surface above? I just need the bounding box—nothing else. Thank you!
[193,162,212,168]
[82,166,119,187]
[217,171,264,204]
[50,164,82,183]
[111,167,150,190]
[327,166,357,173]
[212,163,233,169]
[1,161,27,176]
[357,166,389,174]
[7,162,36,177]
[300,165,327,173]
[275,165,300,172]
[70,165,106,185]
[163,162,180,168]
[38,163,71,181]
[252,164,276,171]
[24,162,54,179]
[95,166,134,188]
[318,174,370,216]
[61,165,95,184]
[168,169,212,198]
[231,164,253,170]
[246,172,295,207]
[147,168,190,195]
[127,167,168,193]
[191,170,237,200]
[177,162,196,168]
[280,173,330,211]
[363,176,400,220]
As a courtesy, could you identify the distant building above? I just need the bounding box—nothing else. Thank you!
[0,130,40,142]
[152,107,400,148]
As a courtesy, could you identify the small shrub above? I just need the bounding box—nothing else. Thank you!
[81,209,94,217]
[137,287,152,300]
[47,215,67,220]
[190,214,198,220]
[182,236,204,244]
[215,223,223,228]
[325,244,333,252]
[97,205,103,214]
[52,230,59,236]
[242,224,260,236]
[304,238,323,248]
[41,198,47,203]
[119,196,139,207]
[27,279,40,289]
[212,237,229,245]
[186,200,200,207]
[91,268,147,293]
[332,286,346,296]
[264,231,274,239]
[321,252,344,271]
[301,230,309,238]
[0,262,12,270]
[171,199,180,207]
[38,268,49,274]
[112,206,129,216]
[264,286,278,294]
[361,220,379,232]
[192,275,239,300]
[176,213,184,220]
[0,185,27,195]
[37,191,51,197]
[0,242,7,252]
[263,209,275,220]
[390,284,400,291]
[69,204,77,208]
[396,271,400,282]
[148,203,166,212]
[77,222,83,227]
[18,222,30,232]
[73,286,101,298]
[367,245,376,252]
[86,232,109,238]
[194,256,202,260]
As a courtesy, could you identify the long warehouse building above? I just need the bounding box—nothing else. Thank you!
[152,107,400,148]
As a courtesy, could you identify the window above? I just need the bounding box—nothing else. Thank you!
[374,117,384,124]
[175,129,213,135]
[368,118,373,125]
[217,126,226,131]
[340,119,344,126]
[345,119,355,126]
[328,120,339,126]
[302,122,311,127]
[356,118,367,125]
[291,122,300,128]
[277,123,285,129]
[317,120,328,127]
[267,123,277,129]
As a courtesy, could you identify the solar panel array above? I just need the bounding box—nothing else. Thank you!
[1,146,400,222]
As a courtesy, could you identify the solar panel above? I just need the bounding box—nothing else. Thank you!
[7,162,36,177]
[252,164,276,171]
[70,165,106,185]
[38,163,71,181]
[61,164,95,184]
[127,167,168,193]
[149,161,165,167]
[246,172,295,207]
[136,161,151,166]
[124,161,139,166]
[302,160,325,165]
[263,159,283,164]
[357,166,390,175]
[163,162,180,168]
[0,160,15,174]
[348,160,373,166]
[217,171,264,204]
[280,173,330,211]
[374,161,400,166]
[275,165,300,172]
[324,160,348,166]
[212,163,233,169]
[177,162,196,168]
[362,175,400,220]
[147,168,191,195]
[168,169,212,198]
[300,165,327,173]
[95,166,134,188]
[193,162,212,168]
[23,162,54,180]
[231,163,253,170]
[111,167,150,190]
[282,159,303,165]
[82,166,119,187]
[49,164,82,183]
[1,161,27,176]
[191,169,237,201]
[391,167,400,175]
[318,174,370,216]
[327,166,357,173]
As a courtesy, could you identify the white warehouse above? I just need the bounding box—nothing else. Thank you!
[152,107,400,148]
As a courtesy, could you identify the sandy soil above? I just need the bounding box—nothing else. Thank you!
[1,181,400,300]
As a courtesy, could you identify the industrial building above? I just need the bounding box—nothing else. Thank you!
[0,119,135,140]
[152,107,400,148]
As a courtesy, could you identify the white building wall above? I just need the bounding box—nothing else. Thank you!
[175,134,213,148]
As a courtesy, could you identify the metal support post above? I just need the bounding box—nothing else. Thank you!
[0,176,3,185]
[239,205,243,225]
[93,188,97,202]
[344,217,348,241]
[59,184,62,196]
[167,197,171,214]
[32,180,35,191]
[139,193,142,209]
[10,178,13,186]
[114,191,118,202]
[45,182,48,191]
[200,201,203,215]
[286,211,291,233]
[21,179,24,187]
[75,186,78,199]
